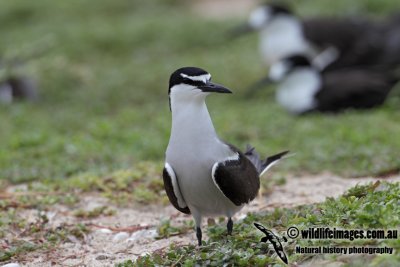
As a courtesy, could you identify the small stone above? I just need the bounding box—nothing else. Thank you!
[112,232,129,242]
[97,228,113,234]
[126,229,157,243]
[95,255,108,260]
[2,263,21,267]
[237,214,247,220]
[46,211,57,221]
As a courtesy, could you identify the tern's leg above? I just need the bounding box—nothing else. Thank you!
[227,217,233,235]
[193,211,203,246]
[196,227,202,246]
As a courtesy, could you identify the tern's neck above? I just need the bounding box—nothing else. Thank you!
[170,97,217,141]
[260,15,312,63]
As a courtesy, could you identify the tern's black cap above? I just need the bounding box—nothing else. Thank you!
[169,67,210,94]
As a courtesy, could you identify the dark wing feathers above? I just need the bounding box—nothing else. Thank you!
[302,17,370,50]
[316,69,396,112]
[263,150,290,170]
[213,145,260,206]
[302,17,384,70]
[245,145,289,174]
[214,145,288,206]
[162,167,191,214]
[244,144,263,173]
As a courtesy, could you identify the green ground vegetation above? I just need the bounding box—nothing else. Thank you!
[126,181,400,267]
[1,0,400,184]
[1,0,399,265]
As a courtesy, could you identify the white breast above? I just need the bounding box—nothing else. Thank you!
[166,98,241,216]
[276,69,321,114]
[167,138,241,217]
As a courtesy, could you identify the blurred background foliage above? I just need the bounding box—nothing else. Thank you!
[1,0,400,183]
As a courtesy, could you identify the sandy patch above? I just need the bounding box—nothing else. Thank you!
[3,173,399,266]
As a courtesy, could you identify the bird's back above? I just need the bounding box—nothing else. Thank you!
[316,68,397,112]
[302,17,372,51]
[303,17,384,70]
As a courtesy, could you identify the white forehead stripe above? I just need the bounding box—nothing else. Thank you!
[180,73,211,84]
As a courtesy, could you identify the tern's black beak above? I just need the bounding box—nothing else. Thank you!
[199,81,232,94]
[228,23,254,39]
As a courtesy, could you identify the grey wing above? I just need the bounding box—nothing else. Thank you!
[163,163,191,214]
[211,147,260,206]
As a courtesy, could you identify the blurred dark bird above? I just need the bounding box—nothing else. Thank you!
[0,76,38,104]
[163,67,288,245]
[230,3,400,71]
[262,55,399,114]
[372,12,400,67]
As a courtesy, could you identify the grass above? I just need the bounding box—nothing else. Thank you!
[0,0,400,265]
[1,0,400,184]
[128,181,400,266]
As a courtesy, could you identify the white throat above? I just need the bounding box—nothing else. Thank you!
[169,92,218,146]
[260,15,315,65]
[276,68,321,114]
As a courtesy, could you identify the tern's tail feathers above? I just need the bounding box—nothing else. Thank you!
[244,145,289,177]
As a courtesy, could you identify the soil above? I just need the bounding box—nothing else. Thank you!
[3,173,399,267]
